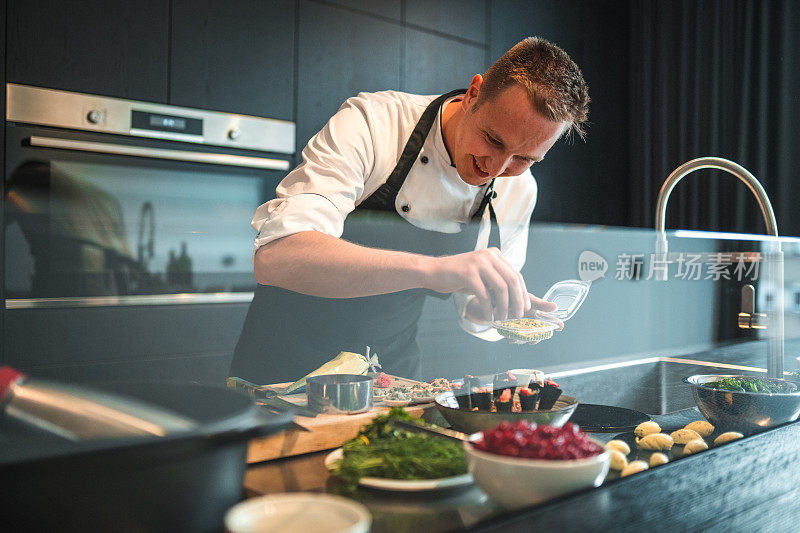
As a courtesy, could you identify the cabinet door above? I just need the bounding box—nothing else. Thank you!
[297,0,402,148]
[6,0,169,102]
[405,0,487,44]
[169,0,295,120]
[403,29,487,95]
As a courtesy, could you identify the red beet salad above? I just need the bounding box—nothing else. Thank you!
[473,421,604,460]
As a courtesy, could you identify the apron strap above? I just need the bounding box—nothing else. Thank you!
[359,89,467,210]
[472,178,496,221]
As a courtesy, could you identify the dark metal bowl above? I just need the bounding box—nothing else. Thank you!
[434,391,578,434]
[684,374,800,433]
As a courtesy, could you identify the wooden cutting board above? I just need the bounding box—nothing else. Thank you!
[246,376,433,464]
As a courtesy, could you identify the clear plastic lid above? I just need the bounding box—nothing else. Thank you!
[540,279,591,321]
[491,279,590,342]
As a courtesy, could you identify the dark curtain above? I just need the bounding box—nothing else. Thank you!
[629,0,800,236]
[628,0,800,343]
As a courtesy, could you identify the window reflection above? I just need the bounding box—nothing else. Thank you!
[5,159,260,298]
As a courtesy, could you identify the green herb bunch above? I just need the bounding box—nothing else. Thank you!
[332,407,467,491]
[707,376,797,393]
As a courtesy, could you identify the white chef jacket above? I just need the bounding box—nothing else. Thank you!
[251,90,538,340]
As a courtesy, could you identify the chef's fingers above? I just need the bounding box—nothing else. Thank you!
[521,273,532,314]
[531,298,564,331]
[480,268,509,321]
[484,248,527,319]
[471,284,494,323]
[528,293,557,313]
[523,295,563,330]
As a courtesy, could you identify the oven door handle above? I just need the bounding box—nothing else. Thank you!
[27,136,291,171]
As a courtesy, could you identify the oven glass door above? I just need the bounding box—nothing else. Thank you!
[5,126,285,305]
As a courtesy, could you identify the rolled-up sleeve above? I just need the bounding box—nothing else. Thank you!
[251,96,376,250]
[454,172,538,340]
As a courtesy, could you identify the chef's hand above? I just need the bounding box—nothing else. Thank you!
[425,247,532,321]
[463,291,559,326]
[524,296,563,330]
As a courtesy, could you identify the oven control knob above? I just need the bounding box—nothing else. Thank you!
[87,109,104,124]
[227,129,241,141]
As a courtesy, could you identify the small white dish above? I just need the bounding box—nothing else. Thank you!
[324,448,473,491]
[224,493,371,533]
[464,438,610,509]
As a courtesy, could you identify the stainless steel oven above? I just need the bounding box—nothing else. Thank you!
[3,84,295,381]
[4,83,294,308]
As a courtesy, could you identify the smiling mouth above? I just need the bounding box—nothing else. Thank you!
[472,156,490,179]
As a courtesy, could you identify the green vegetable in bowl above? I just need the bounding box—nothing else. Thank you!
[331,407,467,491]
[706,376,797,393]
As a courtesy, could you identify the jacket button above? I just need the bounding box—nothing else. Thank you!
[420,156,429,164]
[401,204,410,212]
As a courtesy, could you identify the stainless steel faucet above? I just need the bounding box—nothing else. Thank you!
[654,157,784,377]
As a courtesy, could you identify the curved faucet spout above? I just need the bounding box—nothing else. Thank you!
[655,157,778,237]
[653,156,783,377]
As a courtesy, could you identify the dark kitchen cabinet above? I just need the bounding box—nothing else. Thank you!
[297,0,403,147]
[328,0,402,21]
[405,0,487,44]
[402,28,487,95]
[169,0,295,120]
[6,0,169,102]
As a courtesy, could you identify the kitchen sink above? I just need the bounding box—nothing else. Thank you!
[550,357,768,415]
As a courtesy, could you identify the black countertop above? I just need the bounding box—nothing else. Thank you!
[245,338,800,532]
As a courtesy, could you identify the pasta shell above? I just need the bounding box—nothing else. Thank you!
[670,428,702,444]
[634,421,661,438]
[684,420,714,437]
[621,460,649,477]
[638,433,674,451]
[649,452,669,467]
[609,449,628,471]
[714,431,744,446]
[683,438,709,455]
[606,439,631,455]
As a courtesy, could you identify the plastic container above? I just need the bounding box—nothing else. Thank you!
[492,279,590,343]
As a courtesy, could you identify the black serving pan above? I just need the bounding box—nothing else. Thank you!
[0,382,293,533]
[569,404,651,433]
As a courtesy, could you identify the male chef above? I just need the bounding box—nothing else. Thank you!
[230,37,590,383]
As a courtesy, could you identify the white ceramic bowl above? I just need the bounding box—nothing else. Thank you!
[224,493,371,533]
[464,439,610,509]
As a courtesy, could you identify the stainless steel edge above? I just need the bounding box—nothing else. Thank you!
[7,83,295,154]
[547,356,769,380]
[6,292,255,309]
[28,136,290,170]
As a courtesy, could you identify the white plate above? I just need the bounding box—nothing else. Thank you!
[324,448,473,491]
[225,493,371,533]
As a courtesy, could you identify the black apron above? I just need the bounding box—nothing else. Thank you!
[229,89,500,384]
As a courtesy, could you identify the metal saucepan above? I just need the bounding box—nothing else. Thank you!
[307,373,373,414]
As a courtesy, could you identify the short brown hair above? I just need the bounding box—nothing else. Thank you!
[477,37,590,140]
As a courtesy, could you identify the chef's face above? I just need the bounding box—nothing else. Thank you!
[451,76,567,186]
